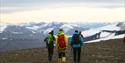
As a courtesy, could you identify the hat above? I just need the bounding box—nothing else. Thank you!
[48,30,54,34]
[75,30,78,33]
[59,28,64,31]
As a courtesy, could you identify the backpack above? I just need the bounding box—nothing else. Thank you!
[72,34,80,44]
[46,35,54,47]
[57,34,66,49]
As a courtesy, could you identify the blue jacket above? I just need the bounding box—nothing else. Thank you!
[70,32,84,48]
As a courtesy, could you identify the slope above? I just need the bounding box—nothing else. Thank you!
[0,39,125,63]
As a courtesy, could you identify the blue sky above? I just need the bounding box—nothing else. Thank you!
[0,0,125,24]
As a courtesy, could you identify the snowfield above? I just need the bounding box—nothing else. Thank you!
[0,24,7,33]
[60,24,74,33]
[85,34,125,43]
[43,28,54,34]
[82,23,120,37]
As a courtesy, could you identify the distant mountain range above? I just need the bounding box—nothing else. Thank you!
[0,22,110,39]
[0,21,125,52]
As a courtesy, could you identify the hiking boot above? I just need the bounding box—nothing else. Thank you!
[58,58,62,63]
[62,57,66,62]
[74,61,77,63]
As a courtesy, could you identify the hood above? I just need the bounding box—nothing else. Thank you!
[73,32,79,35]
[57,31,64,35]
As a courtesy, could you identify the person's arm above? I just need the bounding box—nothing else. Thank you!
[44,37,48,48]
[44,37,47,42]
[70,36,73,46]
[55,36,58,49]
[64,35,68,47]
[52,35,55,41]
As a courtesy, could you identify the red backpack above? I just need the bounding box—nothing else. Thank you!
[58,35,66,49]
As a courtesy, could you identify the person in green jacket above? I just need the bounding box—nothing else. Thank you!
[44,30,55,62]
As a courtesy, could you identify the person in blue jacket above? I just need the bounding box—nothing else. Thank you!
[70,30,84,63]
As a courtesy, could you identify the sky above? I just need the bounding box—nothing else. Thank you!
[0,0,125,24]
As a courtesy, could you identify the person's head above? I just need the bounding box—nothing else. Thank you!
[79,31,82,34]
[59,28,64,32]
[57,28,64,35]
[75,30,78,33]
[49,30,54,35]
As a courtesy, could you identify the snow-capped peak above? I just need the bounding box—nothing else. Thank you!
[82,23,120,37]
[60,24,74,33]
[43,28,54,34]
[26,26,40,30]
[0,24,7,33]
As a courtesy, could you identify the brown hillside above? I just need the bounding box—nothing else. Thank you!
[0,39,125,63]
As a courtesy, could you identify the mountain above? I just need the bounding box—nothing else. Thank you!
[0,22,109,39]
[82,22,125,37]
[116,22,125,30]
[0,21,125,52]
[81,21,125,42]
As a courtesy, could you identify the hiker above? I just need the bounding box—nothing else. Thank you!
[44,30,55,62]
[70,30,84,63]
[56,29,68,63]
[123,35,125,43]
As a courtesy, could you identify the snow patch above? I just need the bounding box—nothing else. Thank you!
[43,28,54,34]
[26,26,40,30]
[85,34,125,43]
[69,24,80,27]
[82,29,100,37]
[82,23,120,37]
[2,38,8,40]
[40,23,49,28]
[60,24,73,33]
[0,25,7,33]
[11,32,23,34]
[99,24,120,31]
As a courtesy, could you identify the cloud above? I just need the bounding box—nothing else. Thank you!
[1,7,125,24]
[0,0,124,23]
[1,0,124,7]
[1,0,124,14]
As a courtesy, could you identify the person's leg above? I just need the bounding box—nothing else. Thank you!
[62,51,66,62]
[58,51,62,63]
[62,51,66,57]
[78,47,81,63]
[73,48,77,63]
[49,47,54,61]
[48,47,51,61]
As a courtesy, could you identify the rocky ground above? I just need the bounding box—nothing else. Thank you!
[0,39,125,63]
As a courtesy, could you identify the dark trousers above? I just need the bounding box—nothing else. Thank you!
[58,51,66,58]
[73,47,81,63]
[48,47,54,61]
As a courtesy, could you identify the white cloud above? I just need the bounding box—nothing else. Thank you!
[1,7,125,24]
[1,0,124,24]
